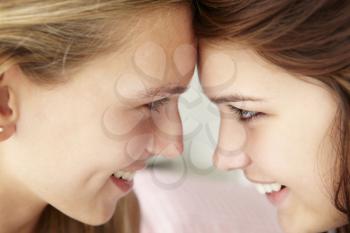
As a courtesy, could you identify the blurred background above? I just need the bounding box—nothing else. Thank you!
[134,70,283,233]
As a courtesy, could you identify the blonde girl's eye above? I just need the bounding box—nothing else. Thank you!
[146,97,170,112]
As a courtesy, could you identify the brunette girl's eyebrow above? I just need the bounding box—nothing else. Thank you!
[138,86,188,98]
[210,94,264,104]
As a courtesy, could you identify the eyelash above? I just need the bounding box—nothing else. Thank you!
[146,98,170,112]
[227,105,262,122]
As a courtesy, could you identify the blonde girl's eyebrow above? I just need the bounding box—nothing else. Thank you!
[137,85,188,98]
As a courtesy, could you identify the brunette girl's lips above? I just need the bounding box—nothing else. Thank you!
[245,176,289,207]
[266,186,289,206]
[245,176,277,184]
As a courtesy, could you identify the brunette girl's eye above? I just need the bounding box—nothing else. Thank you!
[227,105,262,122]
[146,97,170,112]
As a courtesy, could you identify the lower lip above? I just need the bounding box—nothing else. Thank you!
[266,187,289,206]
[110,175,133,192]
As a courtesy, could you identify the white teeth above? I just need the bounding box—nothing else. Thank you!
[271,183,282,192]
[265,185,272,193]
[254,183,283,194]
[113,170,135,181]
[256,184,265,194]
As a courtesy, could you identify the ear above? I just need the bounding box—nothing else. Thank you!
[0,67,20,141]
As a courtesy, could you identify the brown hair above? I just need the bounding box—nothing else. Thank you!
[193,0,350,232]
[0,0,190,232]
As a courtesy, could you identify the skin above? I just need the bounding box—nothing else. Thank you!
[198,40,347,233]
[0,5,196,233]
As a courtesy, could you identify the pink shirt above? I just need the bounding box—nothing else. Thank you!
[135,169,283,233]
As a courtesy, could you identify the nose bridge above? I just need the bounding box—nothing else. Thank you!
[220,117,247,149]
[213,118,251,170]
[149,103,184,158]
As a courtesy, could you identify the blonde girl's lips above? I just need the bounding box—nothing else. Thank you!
[110,160,148,192]
[111,170,136,192]
[110,175,134,192]
[125,161,147,171]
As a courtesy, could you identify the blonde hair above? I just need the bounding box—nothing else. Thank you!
[0,0,189,232]
[0,0,189,86]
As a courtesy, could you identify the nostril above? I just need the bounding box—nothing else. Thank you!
[175,143,184,154]
[227,153,251,169]
[213,154,229,170]
[214,150,251,171]
[139,151,152,160]
[160,143,183,158]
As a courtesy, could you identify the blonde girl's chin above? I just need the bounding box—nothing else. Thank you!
[109,191,141,233]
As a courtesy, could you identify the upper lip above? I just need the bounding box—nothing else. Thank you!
[245,176,278,185]
[118,160,148,172]
[116,151,153,173]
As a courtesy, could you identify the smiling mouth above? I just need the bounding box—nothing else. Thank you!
[254,182,287,195]
[111,159,149,183]
[110,171,134,192]
[251,182,289,206]
[112,170,135,182]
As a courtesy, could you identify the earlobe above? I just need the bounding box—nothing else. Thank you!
[0,124,16,141]
[0,73,19,141]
